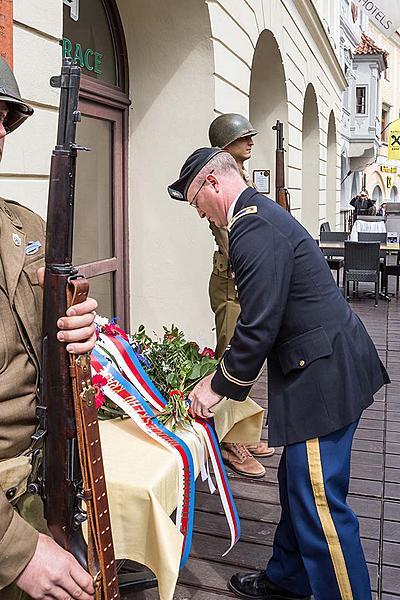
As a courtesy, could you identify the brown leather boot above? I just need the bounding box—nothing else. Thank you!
[245,441,275,458]
[221,442,266,478]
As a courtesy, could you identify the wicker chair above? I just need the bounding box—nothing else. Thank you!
[343,241,380,306]
[320,231,348,286]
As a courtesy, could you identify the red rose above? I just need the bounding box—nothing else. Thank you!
[201,347,215,359]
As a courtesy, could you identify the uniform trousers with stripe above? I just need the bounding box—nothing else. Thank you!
[266,420,371,600]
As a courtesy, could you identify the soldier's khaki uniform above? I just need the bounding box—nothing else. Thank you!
[209,168,252,359]
[0,198,47,598]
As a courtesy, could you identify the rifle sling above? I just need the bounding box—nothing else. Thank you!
[67,277,120,600]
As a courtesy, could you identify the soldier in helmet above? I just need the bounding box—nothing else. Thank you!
[0,58,95,599]
[208,114,274,478]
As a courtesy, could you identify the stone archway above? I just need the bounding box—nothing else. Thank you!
[372,184,383,203]
[326,111,337,229]
[117,0,216,343]
[249,30,288,198]
[390,185,399,202]
[301,84,320,236]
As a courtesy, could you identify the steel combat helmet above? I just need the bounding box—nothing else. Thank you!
[208,113,258,148]
[0,57,33,133]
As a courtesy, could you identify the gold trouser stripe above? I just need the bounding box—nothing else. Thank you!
[306,438,354,600]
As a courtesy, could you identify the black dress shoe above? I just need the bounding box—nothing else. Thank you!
[228,571,311,600]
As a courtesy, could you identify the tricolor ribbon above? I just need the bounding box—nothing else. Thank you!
[93,328,240,563]
[91,348,195,567]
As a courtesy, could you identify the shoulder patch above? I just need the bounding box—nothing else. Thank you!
[227,206,258,232]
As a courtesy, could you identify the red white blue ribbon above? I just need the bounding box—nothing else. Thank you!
[94,330,240,557]
[91,348,195,567]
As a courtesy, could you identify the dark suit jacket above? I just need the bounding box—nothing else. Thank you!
[211,188,389,446]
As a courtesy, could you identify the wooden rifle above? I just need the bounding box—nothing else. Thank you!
[272,120,291,212]
[29,58,156,597]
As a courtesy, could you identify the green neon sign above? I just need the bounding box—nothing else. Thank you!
[62,37,103,75]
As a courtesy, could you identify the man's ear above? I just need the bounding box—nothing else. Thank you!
[208,173,220,193]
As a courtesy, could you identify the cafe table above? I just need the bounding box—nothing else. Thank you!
[319,241,400,256]
[99,396,264,600]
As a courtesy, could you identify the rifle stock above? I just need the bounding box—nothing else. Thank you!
[272,120,291,213]
[36,58,120,599]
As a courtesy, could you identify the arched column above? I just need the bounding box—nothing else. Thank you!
[326,111,337,229]
[372,184,383,204]
[301,83,320,236]
[118,0,215,343]
[390,186,399,202]
[249,30,288,197]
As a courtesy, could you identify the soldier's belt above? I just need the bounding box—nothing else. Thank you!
[213,251,233,277]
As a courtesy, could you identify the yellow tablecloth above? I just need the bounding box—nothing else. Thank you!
[100,397,264,600]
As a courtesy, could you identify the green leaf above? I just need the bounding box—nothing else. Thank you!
[188,363,202,379]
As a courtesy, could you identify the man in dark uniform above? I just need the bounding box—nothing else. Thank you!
[0,58,95,599]
[208,113,274,478]
[168,148,389,600]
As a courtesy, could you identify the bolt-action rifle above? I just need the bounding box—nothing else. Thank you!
[272,120,291,212]
[29,58,156,598]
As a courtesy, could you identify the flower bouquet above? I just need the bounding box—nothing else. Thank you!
[94,320,218,430]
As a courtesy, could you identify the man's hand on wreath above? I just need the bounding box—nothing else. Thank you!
[189,373,223,419]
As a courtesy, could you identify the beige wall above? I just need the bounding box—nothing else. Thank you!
[1,0,61,217]
[6,0,345,346]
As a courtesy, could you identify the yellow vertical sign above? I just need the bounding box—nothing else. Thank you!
[388,118,400,160]
[387,176,392,189]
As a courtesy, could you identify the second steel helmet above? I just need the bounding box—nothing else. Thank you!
[0,57,33,133]
[208,113,258,148]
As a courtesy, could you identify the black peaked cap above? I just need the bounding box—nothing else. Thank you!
[167,147,224,201]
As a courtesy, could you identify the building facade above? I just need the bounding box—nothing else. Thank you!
[364,24,400,205]
[339,0,387,211]
[4,0,346,347]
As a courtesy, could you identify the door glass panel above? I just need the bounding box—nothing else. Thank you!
[89,272,114,319]
[73,114,113,265]
[63,0,117,85]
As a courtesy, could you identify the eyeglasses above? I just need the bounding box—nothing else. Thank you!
[189,169,214,208]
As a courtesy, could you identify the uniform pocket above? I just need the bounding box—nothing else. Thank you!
[22,256,43,286]
[277,327,333,376]
[0,455,32,504]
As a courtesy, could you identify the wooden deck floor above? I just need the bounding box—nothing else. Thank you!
[131,291,400,600]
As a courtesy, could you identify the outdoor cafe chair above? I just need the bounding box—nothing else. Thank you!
[320,231,349,286]
[343,241,380,307]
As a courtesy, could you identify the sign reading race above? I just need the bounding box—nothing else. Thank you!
[62,38,103,75]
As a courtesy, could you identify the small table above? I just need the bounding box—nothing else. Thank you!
[319,241,400,256]
[99,396,264,600]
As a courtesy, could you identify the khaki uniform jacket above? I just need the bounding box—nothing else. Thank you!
[0,198,45,589]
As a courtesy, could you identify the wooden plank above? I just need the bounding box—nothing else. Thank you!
[382,565,400,595]
[383,541,400,567]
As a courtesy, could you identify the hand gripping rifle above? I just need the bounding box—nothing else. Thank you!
[29,58,156,598]
[272,120,291,213]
